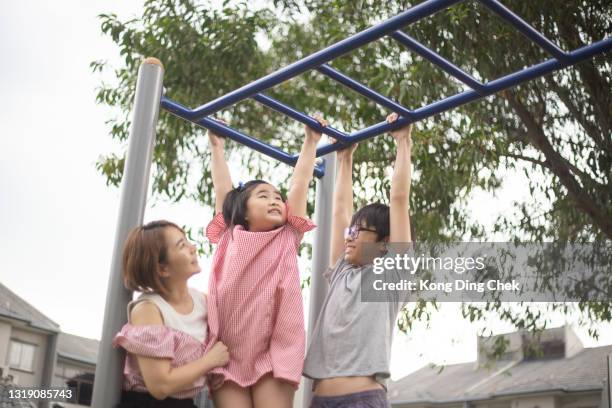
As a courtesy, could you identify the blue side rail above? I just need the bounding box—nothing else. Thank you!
[159,0,612,178]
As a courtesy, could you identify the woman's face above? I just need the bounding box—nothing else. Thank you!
[160,227,200,279]
[244,183,287,232]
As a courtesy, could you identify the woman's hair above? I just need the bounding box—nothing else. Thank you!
[351,202,416,242]
[222,180,275,230]
[122,220,183,295]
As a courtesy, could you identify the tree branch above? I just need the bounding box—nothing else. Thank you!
[545,75,608,151]
[502,152,550,170]
[504,90,612,239]
[556,20,611,139]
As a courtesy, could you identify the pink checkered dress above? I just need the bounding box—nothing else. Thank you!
[204,205,315,389]
[113,324,207,399]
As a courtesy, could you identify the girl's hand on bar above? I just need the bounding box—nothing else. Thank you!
[304,112,327,144]
[387,112,413,145]
[208,119,227,149]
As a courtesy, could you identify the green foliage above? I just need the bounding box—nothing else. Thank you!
[94,0,279,201]
[94,0,611,346]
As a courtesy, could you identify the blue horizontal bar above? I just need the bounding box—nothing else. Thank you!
[161,36,610,168]
[390,31,486,93]
[251,93,350,142]
[188,0,464,120]
[482,36,610,94]
[160,96,325,177]
[313,37,612,157]
[479,0,568,60]
[316,64,416,120]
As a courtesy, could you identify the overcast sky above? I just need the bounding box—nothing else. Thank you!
[0,0,610,380]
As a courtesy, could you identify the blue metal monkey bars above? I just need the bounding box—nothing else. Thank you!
[160,0,611,177]
[92,2,611,407]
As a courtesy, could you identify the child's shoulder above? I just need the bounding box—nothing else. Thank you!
[206,212,229,244]
[285,213,316,235]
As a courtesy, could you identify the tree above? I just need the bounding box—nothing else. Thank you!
[93,0,611,342]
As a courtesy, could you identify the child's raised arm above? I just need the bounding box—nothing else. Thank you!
[287,113,327,218]
[208,123,233,214]
[387,113,413,243]
[329,141,358,267]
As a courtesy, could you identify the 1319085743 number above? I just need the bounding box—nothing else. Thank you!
[8,387,73,401]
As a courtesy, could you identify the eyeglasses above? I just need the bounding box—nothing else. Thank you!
[344,225,378,240]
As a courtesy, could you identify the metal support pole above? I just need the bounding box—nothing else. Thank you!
[92,58,164,408]
[303,152,336,408]
[607,354,612,408]
[40,332,58,408]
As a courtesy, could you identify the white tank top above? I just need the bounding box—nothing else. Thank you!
[128,287,208,343]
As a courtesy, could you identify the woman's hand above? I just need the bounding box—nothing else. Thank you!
[304,112,328,144]
[386,112,412,145]
[205,341,230,368]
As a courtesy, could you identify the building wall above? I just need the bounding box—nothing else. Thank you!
[53,359,95,387]
[394,393,601,408]
[6,327,48,387]
[53,359,96,407]
[0,320,12,367]
[558,392,601,408]
[478,330,524,363]
[512,395,556,408]
[564,326,584,359]
[474,399,511,408]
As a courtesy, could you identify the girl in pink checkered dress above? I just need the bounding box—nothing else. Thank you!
[204,115,326,408]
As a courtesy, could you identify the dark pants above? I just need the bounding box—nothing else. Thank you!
[116,390,197,408]
[310,389,390,408]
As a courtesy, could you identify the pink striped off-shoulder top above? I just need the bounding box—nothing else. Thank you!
[113,288,208,399]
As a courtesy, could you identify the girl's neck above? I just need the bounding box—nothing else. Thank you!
[247,221,284,232]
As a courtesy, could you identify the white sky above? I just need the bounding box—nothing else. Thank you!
[0,0,610,381]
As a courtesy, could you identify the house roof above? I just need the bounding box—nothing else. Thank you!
[57,332,99,366]
[0,283,100,366]
[390,344,612,405]
[0,283,59,333]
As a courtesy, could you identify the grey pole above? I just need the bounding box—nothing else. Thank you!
[40,332,58,408]
[92,58,164,408]
[607,354,611,408]
[303,152,336,408]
